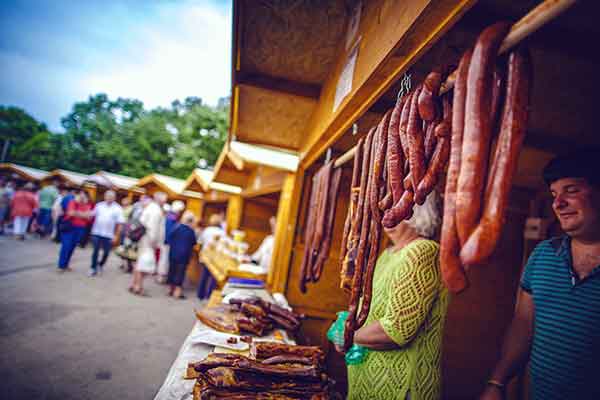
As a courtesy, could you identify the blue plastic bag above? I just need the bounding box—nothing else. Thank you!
[327,311,368,365]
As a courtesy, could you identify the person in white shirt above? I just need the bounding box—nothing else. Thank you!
[89,190,125,276]
[196,213,225,299]
[199,214,225,250]
[129,192,166,296]
[251,216,276,273]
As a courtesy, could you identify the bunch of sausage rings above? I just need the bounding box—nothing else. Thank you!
[337,21,532,350]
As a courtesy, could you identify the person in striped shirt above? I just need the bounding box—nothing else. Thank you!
[480,149,600,400]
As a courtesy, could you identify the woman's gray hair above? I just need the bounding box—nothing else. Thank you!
[181,210,196,225]
[405,189,442,239]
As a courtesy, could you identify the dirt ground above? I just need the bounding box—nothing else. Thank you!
[0,235,202,400]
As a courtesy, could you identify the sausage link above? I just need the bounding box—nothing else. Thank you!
[370,110,391,220]
[418,70,443,122]
[299,171,320,293]
[460,47,531,267]
[415,136,450,205]
[398,90,413,160]
[344,129,375,350]
[455,22,511,245]
[381,189,414,229]
[339,139,363,281]
[407,85,426,191]
[356,217,381,327]
[439,49,472,293]
[339,138,364,291]
[388,96,406,205]
[424,118,439,161]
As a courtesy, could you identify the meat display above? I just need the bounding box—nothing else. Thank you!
[229,297,302,332]
[250,342,325,366]
[191,349,332,399]
[299,159,343,292]
[195,298,303,336]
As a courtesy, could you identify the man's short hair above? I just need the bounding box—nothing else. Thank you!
[543,148,600,188]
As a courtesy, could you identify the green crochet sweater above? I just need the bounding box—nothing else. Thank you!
[347,239,448,400]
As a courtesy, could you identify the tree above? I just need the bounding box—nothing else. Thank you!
[0,106,59,169]
[166,96,229,178]
[0,93,229,179]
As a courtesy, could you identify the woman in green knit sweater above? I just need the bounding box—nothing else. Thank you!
[341,191,448,400]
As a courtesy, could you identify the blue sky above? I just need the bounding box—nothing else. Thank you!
[0,0,232,131]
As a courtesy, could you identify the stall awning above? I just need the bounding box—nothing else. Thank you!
[0,163,49,181]
[45,169,91,187]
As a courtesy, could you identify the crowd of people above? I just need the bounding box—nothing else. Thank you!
[0,177,273,301]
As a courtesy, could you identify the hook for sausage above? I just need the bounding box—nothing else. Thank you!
[397,73,412,101]
[325,147,333,164]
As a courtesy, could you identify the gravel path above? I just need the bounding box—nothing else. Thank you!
[0,235,202,400]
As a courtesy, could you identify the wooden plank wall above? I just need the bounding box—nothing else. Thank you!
[240,197,278,253]
[442,187,533,399]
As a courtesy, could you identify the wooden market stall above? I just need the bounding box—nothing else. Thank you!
[84,170,143,202]
[0,163,49,184]
[39,169,97,199]
[197,141,300,288]
[181,168,235,222]
[227,0,598,398]
[135,173,204,205]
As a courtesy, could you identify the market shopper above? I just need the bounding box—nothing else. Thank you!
[335,191,448,400]
[57,190,93,271]
[37,180,59,237]
[10,182,38,240]
[196,213,225,299]
[0,179,15,235]
[129,192,166,295]
[249,216,276,273]
[88,190,124,277]
[480,150,600,400]
[157,200,185,284]
[166,210,197,299]
[51,187,67,242]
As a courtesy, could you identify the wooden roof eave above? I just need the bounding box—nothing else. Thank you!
[297,0,476,168]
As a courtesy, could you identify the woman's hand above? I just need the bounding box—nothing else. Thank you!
[334,344,346,355]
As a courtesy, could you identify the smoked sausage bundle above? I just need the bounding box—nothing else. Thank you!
[299,158,343,292]
[440,23,532,293]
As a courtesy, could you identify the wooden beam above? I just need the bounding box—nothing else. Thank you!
[299,0,476,167]
[214,167,250,188]
[269,171,305,293]
[237,72,321,99]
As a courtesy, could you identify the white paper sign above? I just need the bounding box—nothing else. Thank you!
[333,41,360,113]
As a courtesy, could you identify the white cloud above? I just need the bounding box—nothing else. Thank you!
[0,0,232,131]
[84,2,231,110]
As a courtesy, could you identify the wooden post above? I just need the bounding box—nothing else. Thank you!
[268,170,305,292]
[226,195,243,234]
[186,198,204,220]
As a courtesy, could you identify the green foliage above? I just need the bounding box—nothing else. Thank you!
[0,94,229,179]
[0,106,60,170]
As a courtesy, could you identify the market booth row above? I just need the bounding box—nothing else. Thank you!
[157,1,598,399]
